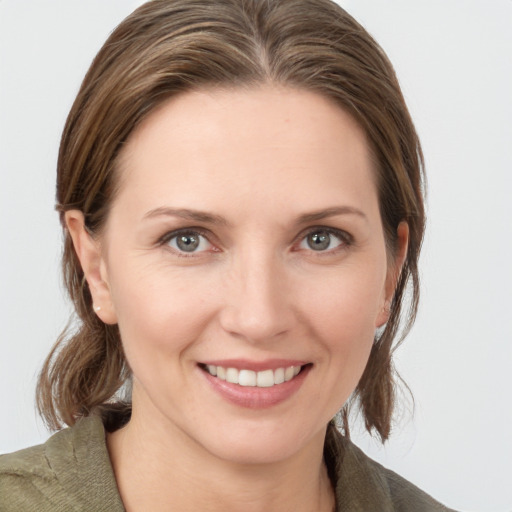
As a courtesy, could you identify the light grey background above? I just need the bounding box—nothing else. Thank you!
[1,1,511,510]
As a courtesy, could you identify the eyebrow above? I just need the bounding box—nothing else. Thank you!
[296,206,368,224]
[142,207,230,226]
[143,205,367,226]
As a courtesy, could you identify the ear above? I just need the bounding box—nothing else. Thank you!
[375,221,409,328]
[65,210,118,325]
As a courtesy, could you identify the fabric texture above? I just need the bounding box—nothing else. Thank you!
[1,416,456,511]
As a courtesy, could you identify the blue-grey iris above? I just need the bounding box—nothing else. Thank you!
[307,231,330,251]
[177,233,200,252]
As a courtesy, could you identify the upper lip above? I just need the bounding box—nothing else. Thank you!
[199,359,309,371]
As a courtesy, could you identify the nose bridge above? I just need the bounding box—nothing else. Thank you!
[220,244,293,342]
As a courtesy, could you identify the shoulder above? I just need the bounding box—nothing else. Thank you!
[0,442,57,511]
[0,416,124,512]
[332,434,457,511]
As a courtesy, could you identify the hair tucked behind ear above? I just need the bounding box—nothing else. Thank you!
[37,0,425,440]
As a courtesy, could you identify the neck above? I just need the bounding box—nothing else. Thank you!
[107,404,335,512]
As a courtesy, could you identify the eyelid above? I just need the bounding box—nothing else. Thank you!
[158,226,207,243]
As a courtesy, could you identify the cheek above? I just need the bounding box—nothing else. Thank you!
[302,266,386,339]
[299,266,386,391]
[106,258,218,364]
[312,294,376,375]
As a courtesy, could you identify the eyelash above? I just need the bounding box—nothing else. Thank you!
[158,226,353,257]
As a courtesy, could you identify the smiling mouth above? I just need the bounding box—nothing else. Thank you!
[199,364,309,388]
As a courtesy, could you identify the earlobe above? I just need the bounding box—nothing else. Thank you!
[376,222,409,328]
[375,301,391,329]
[65,210,118,324]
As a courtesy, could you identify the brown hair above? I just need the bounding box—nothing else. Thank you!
[37,0,425,441]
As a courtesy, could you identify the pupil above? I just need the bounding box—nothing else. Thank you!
[177,234,199,252]
[308,231,330,251]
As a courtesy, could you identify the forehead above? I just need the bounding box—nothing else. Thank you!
[114,86,378,219]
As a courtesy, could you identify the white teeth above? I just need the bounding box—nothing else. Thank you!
[256,369,274,387]
[274,367,285,384]
[204,364,303,387]
[284,366,295,381]
[239,369,256,387]
[225,368,239,384]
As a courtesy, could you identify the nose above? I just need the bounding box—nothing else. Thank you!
[219,251,296,344]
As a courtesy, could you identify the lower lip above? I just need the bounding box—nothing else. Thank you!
[200,365,311,409]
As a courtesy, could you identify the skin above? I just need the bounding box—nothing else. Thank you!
[66,86,408,512]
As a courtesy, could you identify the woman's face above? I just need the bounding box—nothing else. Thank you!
[76,87,403,464]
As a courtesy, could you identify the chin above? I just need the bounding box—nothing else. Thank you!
[192,418,326,466]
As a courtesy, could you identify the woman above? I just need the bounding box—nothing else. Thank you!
[0,0,455,510]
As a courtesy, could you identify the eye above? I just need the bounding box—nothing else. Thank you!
[299,228,348,252]
[164,230,213,254]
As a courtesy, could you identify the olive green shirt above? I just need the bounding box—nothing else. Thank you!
[0,416,455,511]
